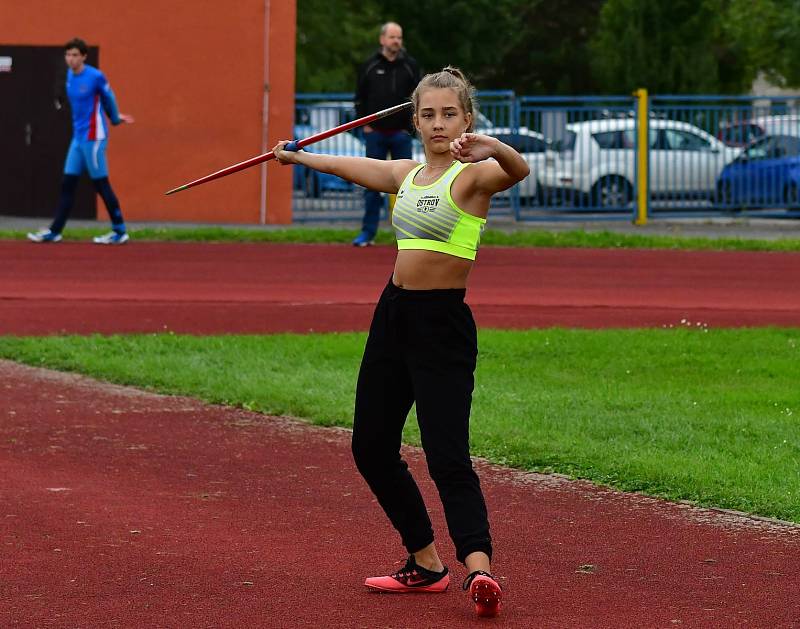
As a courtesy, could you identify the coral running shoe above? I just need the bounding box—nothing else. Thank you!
[364,556,449,593]
[463,570,503,617]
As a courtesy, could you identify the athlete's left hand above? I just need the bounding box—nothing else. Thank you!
[119,113,135,124]
[450,133,498,163]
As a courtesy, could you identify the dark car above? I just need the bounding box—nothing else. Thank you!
[717,121,766,148]
[716,134,800,207]
[718,115,800,148]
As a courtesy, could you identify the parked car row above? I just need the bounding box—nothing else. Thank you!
[293,113,800,209]
[540,118,741,207]
[539,117,800,209]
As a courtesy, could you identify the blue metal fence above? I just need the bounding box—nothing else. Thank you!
[516,95,640,221]
[649,95,800,218]
[292,92,800,223]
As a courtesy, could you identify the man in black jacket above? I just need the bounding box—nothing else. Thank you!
[353,22,421,246]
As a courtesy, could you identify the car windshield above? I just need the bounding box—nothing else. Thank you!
[743,135,800,160]
[474,111,493,129]
[661,129,711,151]
[551,131,576,153]
[592,130,635,149]
[492,133,547,153]
[720,123,764,145]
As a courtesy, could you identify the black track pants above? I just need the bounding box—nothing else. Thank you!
[352,280,492,564]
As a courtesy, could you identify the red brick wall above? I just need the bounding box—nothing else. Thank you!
[1,0,296,224]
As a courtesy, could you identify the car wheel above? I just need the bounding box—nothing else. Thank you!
[305,170,321,198]
[785,182,800,209]
[591,176,632,208]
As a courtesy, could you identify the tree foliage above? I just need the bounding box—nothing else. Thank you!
[589,0,752,94]
[379,0,521,86]
[296,0,800,95]
[296,0,381,93]
[296,0,604,94]
[485,0,605,94]
[725,0,800,88]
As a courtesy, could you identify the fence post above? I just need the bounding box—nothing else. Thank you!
[633,88,649,225]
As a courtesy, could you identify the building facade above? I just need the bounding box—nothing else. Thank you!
[0,0,296,224]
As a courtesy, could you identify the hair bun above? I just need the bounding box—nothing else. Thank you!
[443,66,465,82]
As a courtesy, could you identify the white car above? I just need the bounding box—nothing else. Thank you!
[541,118,740,208]
[412,127,547,200]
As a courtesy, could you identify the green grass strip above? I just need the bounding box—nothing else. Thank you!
[1,327,798,522]
[3,226,800,251]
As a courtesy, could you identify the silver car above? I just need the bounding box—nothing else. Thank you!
[541,118,740,208]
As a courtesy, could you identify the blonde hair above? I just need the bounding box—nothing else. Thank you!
[411,66,477,132]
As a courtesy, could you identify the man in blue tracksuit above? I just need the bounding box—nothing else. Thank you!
[28,37,134,245]
[352,22,421,246]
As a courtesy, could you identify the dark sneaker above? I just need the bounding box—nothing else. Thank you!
[463,570,503,617]
[27,229,62,243]
[364,556,449,593]
[352,232,375,247]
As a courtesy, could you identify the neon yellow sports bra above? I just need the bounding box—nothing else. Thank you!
[391,161,486,261]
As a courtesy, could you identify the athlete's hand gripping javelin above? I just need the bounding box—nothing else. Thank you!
[272,141,302,165]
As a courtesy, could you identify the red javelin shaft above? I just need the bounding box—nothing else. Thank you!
[165,101,413,195]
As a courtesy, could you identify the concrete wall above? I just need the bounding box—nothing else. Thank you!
[1,0,296,224]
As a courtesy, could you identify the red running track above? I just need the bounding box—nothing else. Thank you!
[2,360,799,628]
[2,241,800,627]
[1,241,800,334]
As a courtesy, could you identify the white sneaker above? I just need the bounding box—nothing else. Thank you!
[27,229,62,243]
[93,231,130,245]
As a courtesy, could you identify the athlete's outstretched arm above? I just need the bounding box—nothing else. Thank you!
[273,141,414,194]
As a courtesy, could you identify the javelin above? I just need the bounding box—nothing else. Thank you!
[165,101,413,195]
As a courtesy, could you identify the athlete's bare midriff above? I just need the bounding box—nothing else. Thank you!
[392,249,473,289]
